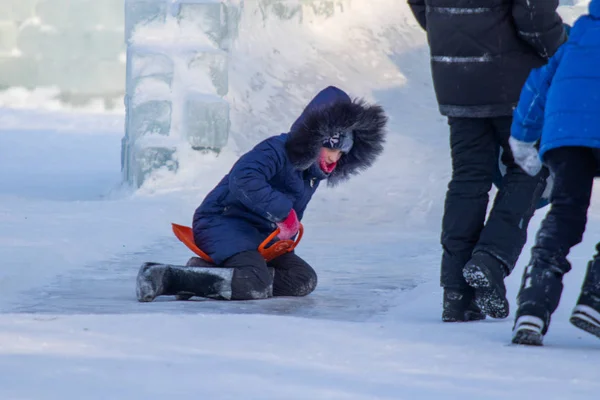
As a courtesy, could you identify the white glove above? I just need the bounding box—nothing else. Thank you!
[509,136,542,176]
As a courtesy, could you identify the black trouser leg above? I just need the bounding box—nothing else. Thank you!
[268,252,317,297]
[513,147,597,337]
[226,251,274,300]
[441,118,496,289]
[530,147,596,273]
[474,117,548,272]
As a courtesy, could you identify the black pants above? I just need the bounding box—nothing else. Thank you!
[529,147,600,274]
[441,117,547,289]
[225,251,318,300]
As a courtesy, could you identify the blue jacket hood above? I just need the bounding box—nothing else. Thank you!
[285,86,388,186]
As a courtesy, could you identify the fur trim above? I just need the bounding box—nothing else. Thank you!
[285,98,388,186]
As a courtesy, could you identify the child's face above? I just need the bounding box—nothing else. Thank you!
[321,148,343,164]
[318,148,343,174]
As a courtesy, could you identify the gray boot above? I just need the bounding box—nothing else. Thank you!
[136,262,234,302]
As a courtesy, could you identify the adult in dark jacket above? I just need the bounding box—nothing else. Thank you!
[407,0,567,322]
[136,86,387,302]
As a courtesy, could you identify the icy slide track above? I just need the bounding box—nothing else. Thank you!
[0,1,599,399]
[0,0,443,319]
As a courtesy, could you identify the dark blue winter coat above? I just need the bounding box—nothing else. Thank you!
[192,86,387,265]
[512,0,600,161]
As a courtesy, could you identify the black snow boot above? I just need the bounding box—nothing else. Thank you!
[512,263,564,346]
[442,287,486,322]
[570,258,600,340]
[175,257,216,301]
[136,262,234,302]
[463,252,509,319]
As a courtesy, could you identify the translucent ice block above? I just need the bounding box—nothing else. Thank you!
[125,0,169,43]
[127,98,173,139]
[129,48,173,81]
[182,92,229,150]
[123,144,178,188]
[176,0,229,50]
[122,0,234,187]
[126,46,173,140]
[121,136,129,173]
[186,49,228,96]
[126,45,174,95]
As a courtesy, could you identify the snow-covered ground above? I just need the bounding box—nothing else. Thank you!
[1,1,599,399]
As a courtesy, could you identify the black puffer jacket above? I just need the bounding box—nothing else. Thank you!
[408,0,566,117]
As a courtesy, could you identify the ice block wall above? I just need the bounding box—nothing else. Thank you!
[121,0,358,188]
[122,0,239,188]
[0,0,354,189]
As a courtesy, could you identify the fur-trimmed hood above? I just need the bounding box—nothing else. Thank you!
[285,86,388,186]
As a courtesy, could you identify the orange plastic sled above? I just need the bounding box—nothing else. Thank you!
[172,223,303,263]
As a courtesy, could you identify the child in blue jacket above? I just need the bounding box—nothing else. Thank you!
[136,86,387,302]
[509,1,600,345]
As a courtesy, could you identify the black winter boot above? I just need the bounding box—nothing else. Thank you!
[570,258,600,340]
[136,262,234,302]
[442,287,486,322]
[175,257,216,301]
[512,263,564,346]
[463,252,509,319]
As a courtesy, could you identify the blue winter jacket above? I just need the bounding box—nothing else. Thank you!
[192,86,387,265]
[511,0,600,161]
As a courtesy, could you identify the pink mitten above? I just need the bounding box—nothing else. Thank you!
[276,209,300,240]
